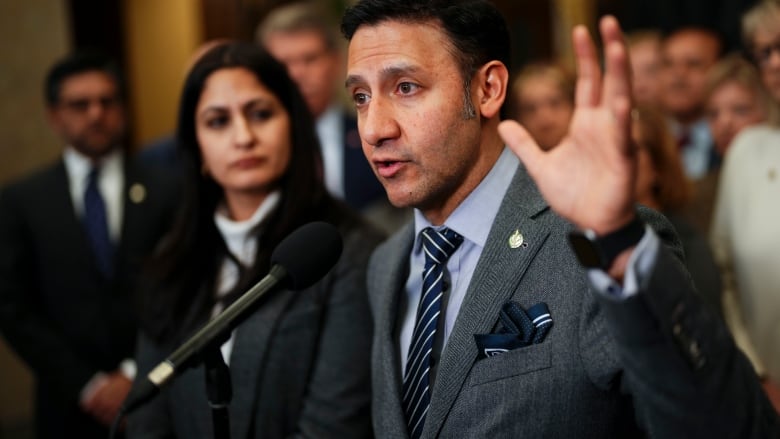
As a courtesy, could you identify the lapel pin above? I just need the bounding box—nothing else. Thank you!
[129,183,146,204]
[508,229,524,249]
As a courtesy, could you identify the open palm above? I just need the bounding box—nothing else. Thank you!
[499,16,636,235]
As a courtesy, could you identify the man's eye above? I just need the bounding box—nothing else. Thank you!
[353,92,370,106]
[398,82,418,94]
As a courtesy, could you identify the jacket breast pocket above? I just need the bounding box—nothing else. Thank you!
[468,341,552,387]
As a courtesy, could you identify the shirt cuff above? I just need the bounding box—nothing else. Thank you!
[587,225,659,300]
[119,358,137,380]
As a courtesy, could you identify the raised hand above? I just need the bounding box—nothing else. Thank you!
[498,16,636,236]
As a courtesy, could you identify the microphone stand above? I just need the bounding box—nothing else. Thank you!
[203,344,232,439]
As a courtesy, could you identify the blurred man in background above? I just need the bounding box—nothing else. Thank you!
[0,51,177,438]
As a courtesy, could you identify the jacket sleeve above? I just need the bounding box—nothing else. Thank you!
[290,224,382,439]
[125,332,175,439]
[593,208,779,438]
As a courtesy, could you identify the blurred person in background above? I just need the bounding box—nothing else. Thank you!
[508,61,574,151]
[126,42,382,438]
[660,27,724,180]
[631,105,722,318]
[0,51,178,438]
[682,54,775,235]
[707,0,780,414]
[256,1,393,221]
[706,54,774,160]
[627,30,664,108]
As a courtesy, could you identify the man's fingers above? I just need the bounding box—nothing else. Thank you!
[498,120,544,172]
[572,25,601,108]
[612,96,633,156]
[600,16,632,116]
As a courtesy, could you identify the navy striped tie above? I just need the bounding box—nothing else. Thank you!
[83,167,114,276]
[403,227,463,439]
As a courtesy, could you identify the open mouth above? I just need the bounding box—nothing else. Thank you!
[375,160,404,178]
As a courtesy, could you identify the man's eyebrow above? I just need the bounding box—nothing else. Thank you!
[345,64,421,89]
[345,75,364,90]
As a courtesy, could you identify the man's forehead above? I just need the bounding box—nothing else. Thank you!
[347,20,450,62]
[60,71,117,94]
[345,62,423,88]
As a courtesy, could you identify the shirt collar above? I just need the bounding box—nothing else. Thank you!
[63,146,123,184]
[413,146,518,251]
[213,190,281,263]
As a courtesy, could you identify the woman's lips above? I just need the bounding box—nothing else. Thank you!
[232,157,264,169]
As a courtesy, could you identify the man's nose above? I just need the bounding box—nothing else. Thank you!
[359,96,400,147]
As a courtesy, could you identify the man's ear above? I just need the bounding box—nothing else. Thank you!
[475,61,509,119]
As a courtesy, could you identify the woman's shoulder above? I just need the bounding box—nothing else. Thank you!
[337,212,387,256]
[729,125,780,157]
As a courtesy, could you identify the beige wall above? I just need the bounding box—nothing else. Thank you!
[123,0,203,148]
[552,0,597,69]
[0,0,70,185]
[0,0,71,431]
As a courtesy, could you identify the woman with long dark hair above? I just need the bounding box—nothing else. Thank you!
[126,42,382,438]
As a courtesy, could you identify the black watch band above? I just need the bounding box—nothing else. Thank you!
[568,216,645,269]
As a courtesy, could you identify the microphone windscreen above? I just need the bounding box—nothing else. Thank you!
[271,221,343,290]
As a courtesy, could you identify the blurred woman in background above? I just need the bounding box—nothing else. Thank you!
[709,3,780,408]
[631,105,723,317]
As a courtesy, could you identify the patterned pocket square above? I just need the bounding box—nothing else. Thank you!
[474,301,553,359]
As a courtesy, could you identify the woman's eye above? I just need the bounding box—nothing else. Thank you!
[250,109,272,121]
[205,116,228,129]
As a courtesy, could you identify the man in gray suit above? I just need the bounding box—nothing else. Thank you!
[341,0,779,437]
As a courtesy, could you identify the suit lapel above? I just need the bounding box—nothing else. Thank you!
[115,158,145,270]
[47,161,97,272]
[424,165,551,438]
[372,224,415,438]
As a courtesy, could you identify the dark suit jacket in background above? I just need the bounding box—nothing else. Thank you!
[367,164,778,438]
[127,218,383,439]
[342,113,385,211]
[0,156,179,439]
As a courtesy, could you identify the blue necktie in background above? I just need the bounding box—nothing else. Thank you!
[83,167,114,277]
[403,227,463,439]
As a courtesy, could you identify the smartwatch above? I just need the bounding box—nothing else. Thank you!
[568,216,645,269]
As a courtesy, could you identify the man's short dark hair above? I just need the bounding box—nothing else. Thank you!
[44,51,125,106]
[341,0,511,88]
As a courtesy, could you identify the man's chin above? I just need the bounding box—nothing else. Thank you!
[75,141,119,159]
[385,188,418,210]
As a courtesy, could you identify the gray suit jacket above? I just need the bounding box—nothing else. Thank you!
[127,219,383,439]
[367,164,778,438]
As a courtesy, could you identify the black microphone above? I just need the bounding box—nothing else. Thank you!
[120,221,343,415]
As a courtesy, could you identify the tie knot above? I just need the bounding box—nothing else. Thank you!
[421,227,463,267]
